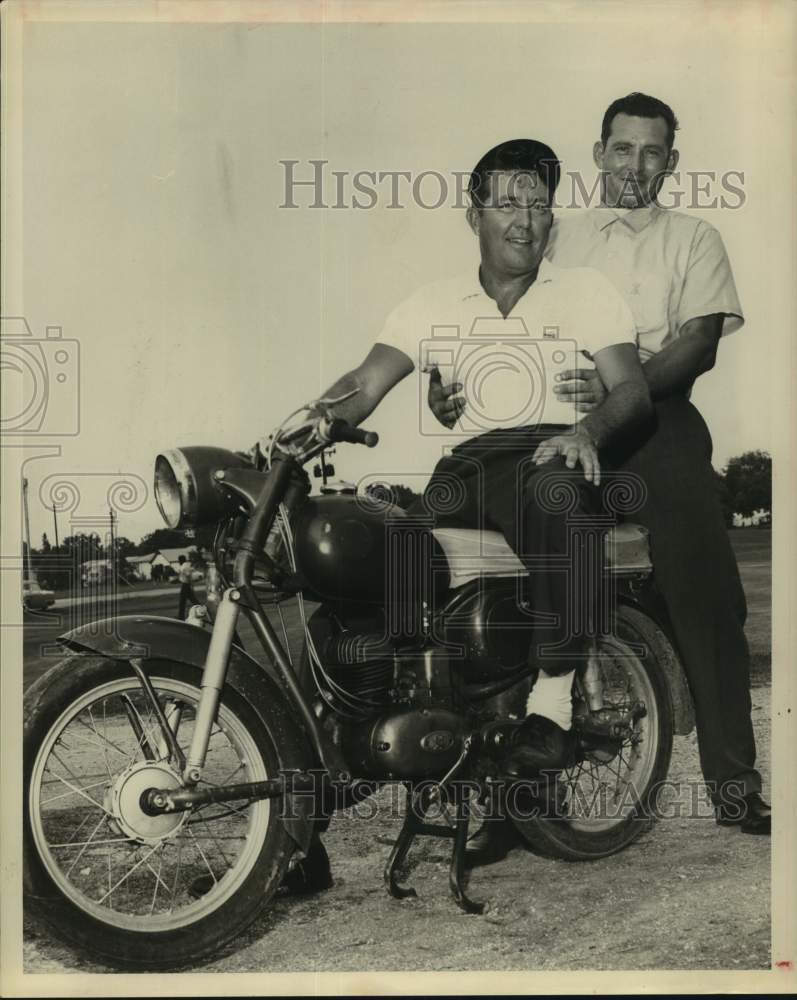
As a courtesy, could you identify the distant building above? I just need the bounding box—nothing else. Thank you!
[158,547,198,572]
[126,552,170,581]
[732,509,771,528]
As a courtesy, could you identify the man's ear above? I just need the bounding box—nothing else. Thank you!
[466,205,480,236]
[666,147,680,174]
[592,140,605,169]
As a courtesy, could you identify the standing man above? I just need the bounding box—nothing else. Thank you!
[430,93,770,836]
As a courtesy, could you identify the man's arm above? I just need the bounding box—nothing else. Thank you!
[549,313,724,411]
[532,342,652,483]
[639,314,723,398]
[580,342,653,444]
[314,343,414,425]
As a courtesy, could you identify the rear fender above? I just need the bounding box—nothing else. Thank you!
[59,615,316,852]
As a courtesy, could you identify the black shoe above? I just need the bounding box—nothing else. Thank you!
[281,837,334,895]
[188,839,333,900]
[715,791,771,836]
[464,818,519,869]
[503,714,577,779]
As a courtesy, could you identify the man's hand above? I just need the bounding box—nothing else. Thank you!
[533,428,601,485]
[428,367,466,429]
[553,368,607,413]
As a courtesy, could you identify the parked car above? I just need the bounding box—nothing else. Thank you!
[22,580,55,611]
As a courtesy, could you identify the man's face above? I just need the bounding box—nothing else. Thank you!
[593,113,678,208]
[468,171,553,277]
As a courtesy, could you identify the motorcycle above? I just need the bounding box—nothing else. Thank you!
[23,397,694,969]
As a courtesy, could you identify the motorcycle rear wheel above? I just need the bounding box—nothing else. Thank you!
[510,605,675,861]
[24,655,294,969]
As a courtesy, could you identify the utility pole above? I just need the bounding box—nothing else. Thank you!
[22,477,34,582]
[109,507,116,582]
[52,502,60,549]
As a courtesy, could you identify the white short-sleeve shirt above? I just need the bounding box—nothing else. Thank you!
[376,257,636,433]
[546,206,744,362]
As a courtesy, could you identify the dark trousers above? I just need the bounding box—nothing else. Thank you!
[422,426,607,675]
[605,397,760,803]
[178,581,197,620]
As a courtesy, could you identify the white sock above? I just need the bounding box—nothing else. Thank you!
[525,669,576,731]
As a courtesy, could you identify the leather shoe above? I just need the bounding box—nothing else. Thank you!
[715,791,771,836]
[502,713,577,779]
[281,837,334,895]
[464,817,519,869]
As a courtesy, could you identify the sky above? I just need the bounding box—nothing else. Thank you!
[4,4,792,548]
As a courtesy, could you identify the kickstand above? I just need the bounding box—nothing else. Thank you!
[384,783,432,900]
[383,781,485,915]
[449,781,486,915]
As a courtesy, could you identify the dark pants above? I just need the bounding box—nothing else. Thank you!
[422,426,607,675]
[605,397,760,803]
[178,581,197,620]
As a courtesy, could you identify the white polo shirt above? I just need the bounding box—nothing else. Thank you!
[546,205,744,362]
[376,257,636,433]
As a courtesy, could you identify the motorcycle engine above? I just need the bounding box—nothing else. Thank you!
[317,620,466,780]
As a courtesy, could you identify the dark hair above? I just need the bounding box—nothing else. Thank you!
[601,92,679,150]
[468,138,561,207]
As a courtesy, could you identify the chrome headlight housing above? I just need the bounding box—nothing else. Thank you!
[154,447,251,529]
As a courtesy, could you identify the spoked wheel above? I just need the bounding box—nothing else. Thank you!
[511,605,674,860]
[24,656,294,969]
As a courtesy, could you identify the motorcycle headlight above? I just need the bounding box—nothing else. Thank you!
[154,447,251,529]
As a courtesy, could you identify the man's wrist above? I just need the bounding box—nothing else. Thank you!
[575,417,603,449]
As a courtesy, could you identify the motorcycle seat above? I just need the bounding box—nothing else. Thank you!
[432,522,653,590]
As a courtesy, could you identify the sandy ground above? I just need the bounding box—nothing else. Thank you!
[23,683,771,974]
[22,533,773,973]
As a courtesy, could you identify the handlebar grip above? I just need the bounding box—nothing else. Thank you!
[326,418,379,448]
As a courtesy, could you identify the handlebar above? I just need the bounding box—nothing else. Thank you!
[268,408,379,465]
[321,417,379,448]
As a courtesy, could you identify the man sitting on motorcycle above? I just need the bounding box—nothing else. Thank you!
[299,138,653,885]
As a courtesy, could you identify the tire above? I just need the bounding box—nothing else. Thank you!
[510,605,674,861]
[24,655,295,969]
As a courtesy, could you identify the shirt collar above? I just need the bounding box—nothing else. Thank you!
[590,203,661,234]
[461,256,556,301]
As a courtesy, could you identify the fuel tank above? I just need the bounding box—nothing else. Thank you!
[292,494,449,605]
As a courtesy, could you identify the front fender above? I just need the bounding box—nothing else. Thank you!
[60,614,316,852]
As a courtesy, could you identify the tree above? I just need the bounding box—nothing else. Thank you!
[136,528,190,554]
[61,532,104,562]
[111,536,137,559]
[723,450,772,519]
[41,533,51,553]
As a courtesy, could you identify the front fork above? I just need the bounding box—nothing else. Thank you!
[181,588,242,783]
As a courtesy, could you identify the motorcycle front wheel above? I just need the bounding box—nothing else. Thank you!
[24,655,294,969]
[510,604,675,861]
